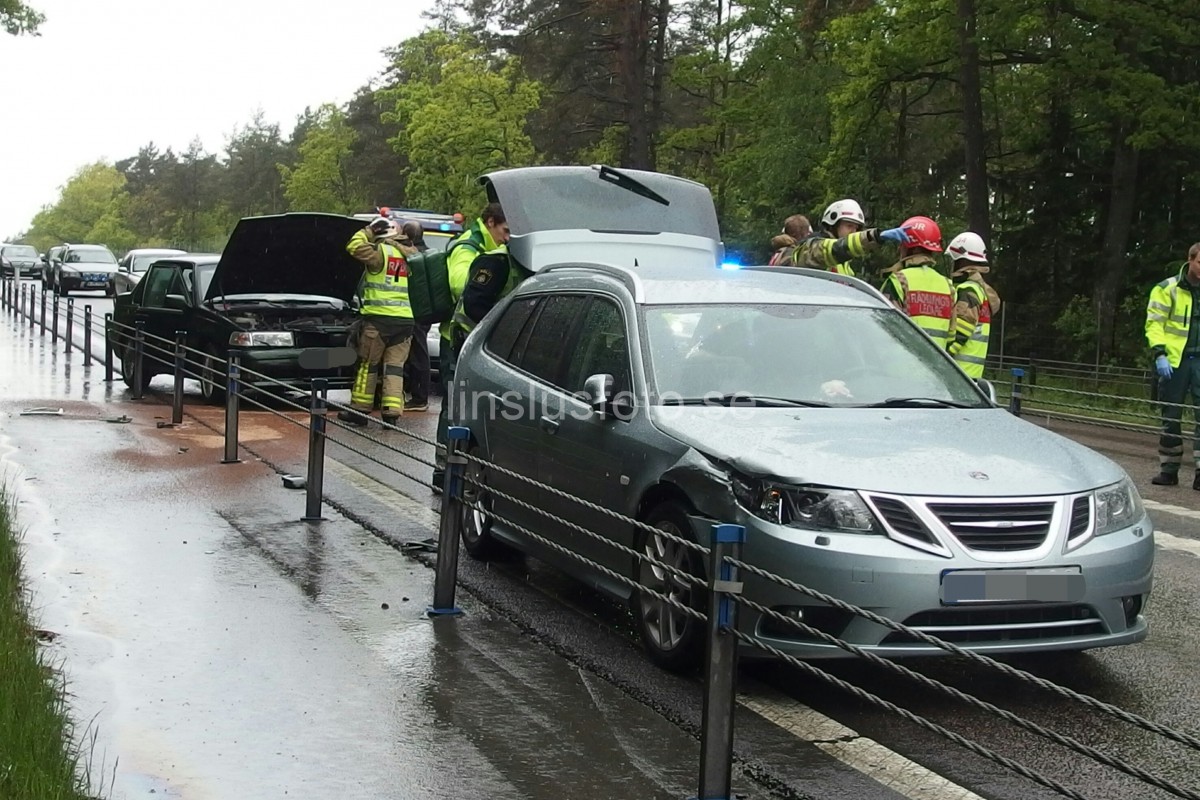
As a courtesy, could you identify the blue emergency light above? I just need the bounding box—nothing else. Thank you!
[720,261,741,270]
[440,223,452,231]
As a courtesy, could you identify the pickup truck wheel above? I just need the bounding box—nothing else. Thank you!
[199,347,227,405]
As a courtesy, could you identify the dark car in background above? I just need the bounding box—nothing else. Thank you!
[1,244,42,278]
[48,243,119,295]
[111,213,363,402]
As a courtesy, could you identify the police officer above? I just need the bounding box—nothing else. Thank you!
[945,231,1001,377]
[1147,243,1200,488]
[432,204,509,486]
[879,216,954,346]
[341,216,417,426]
[789,199,911,276]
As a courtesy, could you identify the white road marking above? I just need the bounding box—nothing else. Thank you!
[1144,498,1200,523]
[739,684,985,800]
[1155,529,1200,557]
[326,458,440,527]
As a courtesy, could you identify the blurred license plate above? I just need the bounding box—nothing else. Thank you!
[941,567,1084,604]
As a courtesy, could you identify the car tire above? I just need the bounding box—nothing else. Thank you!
[199,347,227,406]
[119,343,152,391]
[459,445,508,560]
[633,500,707,673]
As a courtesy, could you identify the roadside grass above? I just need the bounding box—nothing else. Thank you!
[987,368,1162,431]
[0,485,101,800]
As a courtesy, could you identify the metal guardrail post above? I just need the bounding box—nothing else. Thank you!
[695,523,746,800]
[132,320,146,401]
[18,283,25,319]
[428,425,470,616]
[1009,367,1024,416]
[29,286,36,331]
[172,331,186,424]
[65,298,74,354]
[302,379,329,522]
[51,292,59,343]
[39,287,46,333]
[83,305,93,367]
[221,352,242,464]
[104,313,114,382]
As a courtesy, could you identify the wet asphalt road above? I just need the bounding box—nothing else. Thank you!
[7,283,1200,800]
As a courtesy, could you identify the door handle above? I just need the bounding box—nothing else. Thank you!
[486,391,523,418]
[539,415,560,434]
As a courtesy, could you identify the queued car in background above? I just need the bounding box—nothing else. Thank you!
[111,213,363,403]
[1,243,42,278]
[448,165,1154,672]
[112,248,187,295]
[44,243,120,295]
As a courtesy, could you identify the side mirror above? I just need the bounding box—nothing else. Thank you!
[164,293,190,311]
[976,378,997,404]
[582,373,614,414]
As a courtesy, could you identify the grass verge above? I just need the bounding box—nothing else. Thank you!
[0,485,99,799]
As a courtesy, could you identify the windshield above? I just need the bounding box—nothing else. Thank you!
[425,233,453,253]
[643,303,988,408]
[195,264,217,300]
[3,246,37,259]
[132,254,177,272]
[67,249,116,264]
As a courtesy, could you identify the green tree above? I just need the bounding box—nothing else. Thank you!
[280,104,367,213]
[380,32,541,212]
[2,0,43,35]
[26,163,131,251]
[223,111,291,218]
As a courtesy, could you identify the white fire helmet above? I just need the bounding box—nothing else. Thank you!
[947,231,988,264]
[821,199,866,230]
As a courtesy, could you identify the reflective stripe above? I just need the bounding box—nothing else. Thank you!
[363,298,412,308]
[1170,313,1189,324]
[920,326,949,340]
[1149,301,1171,313]
[1148,312,1167,322]
[1165,324,1188,336]
[957,354,988,365]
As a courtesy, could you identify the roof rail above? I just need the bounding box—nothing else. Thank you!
[741,265,890,305]
[539,262,646,302]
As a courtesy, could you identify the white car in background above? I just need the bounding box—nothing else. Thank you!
[112,248,187,295]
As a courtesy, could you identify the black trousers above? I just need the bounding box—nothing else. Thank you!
[403,322,431,405]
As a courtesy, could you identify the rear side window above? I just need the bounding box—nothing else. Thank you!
[513,295,589,386]
[486,297,539,362]
[564,298,631,396]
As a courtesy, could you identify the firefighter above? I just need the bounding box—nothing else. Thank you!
[789,199,911,276]
[400,220,431,412]
[1146,243,1200,488]
[767,215,811,266]
[341,217,417,426]
[945,231,1001,378]
[433,204,509,486]
[880,216,954,346]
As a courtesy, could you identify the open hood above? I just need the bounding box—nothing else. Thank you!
[205,213,366,303]
[479,165,724,272]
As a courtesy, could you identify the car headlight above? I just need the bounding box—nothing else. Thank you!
[733,478,881,533]
[229,331,294,347]
[1094,478,1143,536]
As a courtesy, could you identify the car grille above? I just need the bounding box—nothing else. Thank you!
[871,497,939,546]
[880,604,1104,645]
[927,501,1056,552]
[1068,496,1091,539]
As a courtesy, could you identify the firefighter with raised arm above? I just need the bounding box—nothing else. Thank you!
[789,199,911,276]
[341,216,417,426]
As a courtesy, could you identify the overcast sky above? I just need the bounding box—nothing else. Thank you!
[0,0,438,239]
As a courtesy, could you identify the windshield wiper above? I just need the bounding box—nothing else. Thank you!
[662,394,830,408]
[862,397,975,409]
[593,164,670,206]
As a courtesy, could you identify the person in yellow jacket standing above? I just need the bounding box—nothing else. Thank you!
[432,203,509,487]
[1146,243,1200,488]
[341,216,417,427]
[945,231,1001,377]
[879,216,954,346]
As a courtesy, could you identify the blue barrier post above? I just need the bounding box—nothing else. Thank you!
[695,523,746,800]
[221,352,242,464]
[1009,367,1025,417]
[428,425,470,616]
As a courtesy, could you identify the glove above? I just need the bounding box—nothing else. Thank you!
[369,217,391,236]
[878,226,912,244]
[1156,354,1173,379]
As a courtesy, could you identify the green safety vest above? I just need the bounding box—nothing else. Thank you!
[886,263,954,345]
[361,241,414,319]
[1146,266,1194,367]
[953,281,991,378]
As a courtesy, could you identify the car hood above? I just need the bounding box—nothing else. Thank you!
[205,213,365,303]
[648,407,1125,497]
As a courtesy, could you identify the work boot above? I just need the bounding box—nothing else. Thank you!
[1151,472,1179,486]
[406,402,429,412]
[381,414,401,426]
[337,409,369,427]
